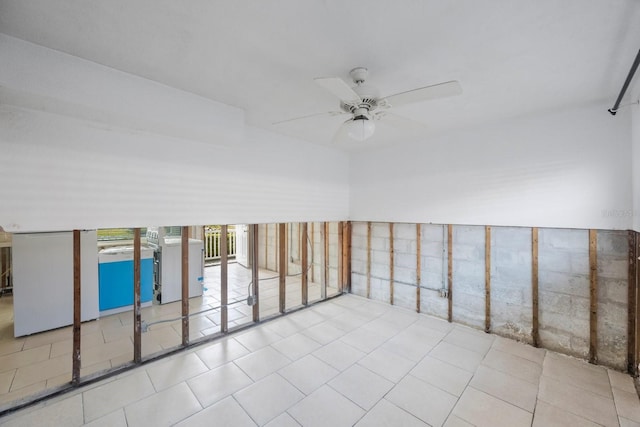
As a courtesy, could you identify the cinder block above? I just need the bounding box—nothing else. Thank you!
[422,224,446,242]
[373,249,391,265]
[394,266,416,285]
[539,228,589,251]
[394,282,417,311]
[422,241,445,257]
[351,248,368,262]
[351,273,367,297]
[394,223,417,240]
[453,244,483,262]
[351,222,368,237]
[454,225,485,245]
[370,277,391,303]
[351,259,366,275]
[371,237,388,251]
[395,252,416,269]
[393,238,414,254]
[539,270,589,298]
[493,227,532,250]
[596,230,628,255]
[597,257,627,279]
[351,235,367,250]
[371,263,390,280]
[421,288,448,320]
[539,250,572,274]
[371,223,390,238]
[452,290,485,329]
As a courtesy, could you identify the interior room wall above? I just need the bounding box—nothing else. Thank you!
[349,103,633,231]
[0,35,349,232]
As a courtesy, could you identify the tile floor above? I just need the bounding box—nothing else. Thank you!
[0,264,336,409]
[1,293,639,426]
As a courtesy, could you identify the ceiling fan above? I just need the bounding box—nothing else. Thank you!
[273,67,462,142]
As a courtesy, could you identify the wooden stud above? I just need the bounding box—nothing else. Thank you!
[532,228,540,347]
[343,222,352,293]
[366,222,372,299]
[279,223,286,313]
[133,228,142,363]
[322,222,328,299]
[252,224,260,322]
[390,223,395,305]
[310,223,315,283]
[72,230,81,385]
[416,224,421,313]
[589,229,598,364]
[485,226,491,333]
[338,221,344,293]
[301,223,308,305]
[220,225,228,333]
[628,230,637,375]
[181,226,189,346]
[264,224,268,269]
[447,224,453,323]
[636,233,640,371]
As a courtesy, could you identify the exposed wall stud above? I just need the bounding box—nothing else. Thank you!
[338,221,344,293]
[252,224,260,322]
[532,227,540,347]
[181,226,189,346]
[264,224,268,269]
[447,224,453,323]
[589,229,598,364]
[310,223,315,283]
[636,234,640,371]
[366,222,372,299]
[72,230,81,384]
[628,230,637,375]
[279,223,286,313]
[322,222,328,299]
[416,224,421,313]
[485,226,491,333]
[301,223,308,305]
[133,228,141,363]
[344,222,352,293]
[390,223,395,305]
[220,225,228,333]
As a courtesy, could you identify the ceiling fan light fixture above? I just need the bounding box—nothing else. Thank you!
[347,116,375,141]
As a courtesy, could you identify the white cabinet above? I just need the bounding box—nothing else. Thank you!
[12,231,99,336]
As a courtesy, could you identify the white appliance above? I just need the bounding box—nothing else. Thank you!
[12,231,99,337]
[146,227,204,304]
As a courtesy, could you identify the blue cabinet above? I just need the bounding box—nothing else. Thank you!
[98,247,154,313]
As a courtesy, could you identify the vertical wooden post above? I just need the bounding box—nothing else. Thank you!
[636,234,640,371]
[589,229,598,364]
[447,224,453,323]
[72,230,81,385]
[252,224,260,322]
[343,222,352,293]
[416,224,422,313]
[301,223,308,305]
[338,221,344,293]
[628,230,637,375]
[181,226,189,346]
[279,223,286,313]
[133,228,141,363]
[366,222,372,299]
[390,223,395,305]
[264,224,268,269]
[532,227,540,347]
[220,225,228,333]
[485,226,491,333]
[322,222,328,299]
[310,223,315,283]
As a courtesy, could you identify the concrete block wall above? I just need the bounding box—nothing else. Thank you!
[351,221,630,370]
[490,227,533,343]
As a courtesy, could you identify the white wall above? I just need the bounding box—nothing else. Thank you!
[350,103,632,230]
[0,35,349,232]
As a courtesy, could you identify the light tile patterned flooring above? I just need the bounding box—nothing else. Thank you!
[0,264,334,409]
[1,293,639,426]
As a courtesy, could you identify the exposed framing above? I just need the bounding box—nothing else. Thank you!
[589,229,598,364]
[279,223,286,313]
[181,226,189,346]
[416,224,421,313]
[133,228,142,363]
[628,230,637,375]
[72,230,81,385]
[390,223,395,305]
[338,221,344,293]
[485,226,491,333]
[301,222,308,306]
[366,222,372,299]
[252,224,260,322]
[532,227,540,347]
[322,222,328,299]
[447,224,453,322]
[220,225,229,333]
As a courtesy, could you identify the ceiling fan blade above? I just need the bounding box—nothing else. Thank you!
[314,77,362,104]
[381,80,462,108]
[272,110,345,125]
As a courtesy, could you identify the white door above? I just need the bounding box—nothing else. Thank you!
[234,224,248,267]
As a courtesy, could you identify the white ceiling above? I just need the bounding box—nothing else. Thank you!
[1,0,639,149]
